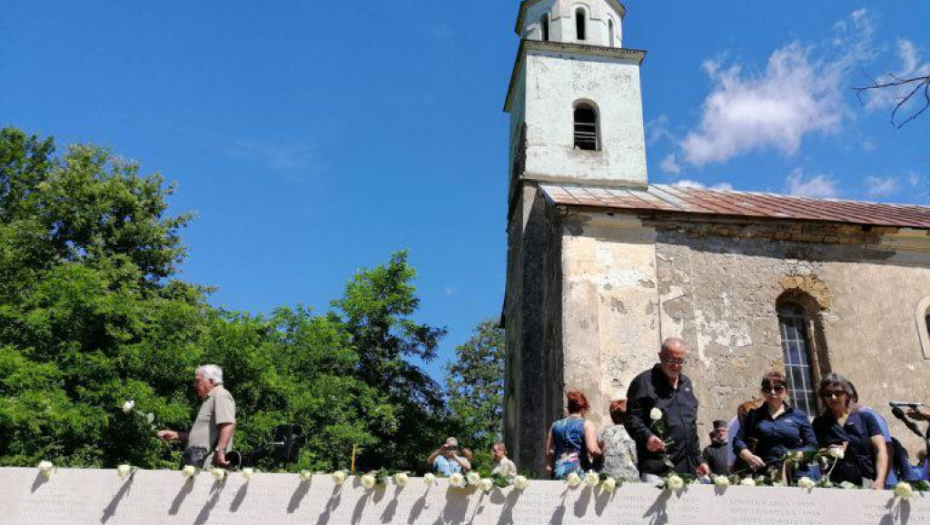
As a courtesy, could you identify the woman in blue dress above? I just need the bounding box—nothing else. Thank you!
[546,391,601,479]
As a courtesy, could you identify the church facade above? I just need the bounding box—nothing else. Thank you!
[501,0,930,475]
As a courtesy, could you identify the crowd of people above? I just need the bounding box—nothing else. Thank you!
[159,358,928,490]
[515,337,930,488]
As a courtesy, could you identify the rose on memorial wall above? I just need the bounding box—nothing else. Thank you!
[513,476,530,490]
[584,471,600,487]
[739,477,756,486]
[210,468,226,481]
[466,472,481,486]
[895,482,914,500]
[37,461,54,478]
[240,468,254,481]
[424,473,437,486]
[479,479,495,493]
[566,473,582,488]
[393,473,409,487]
[797,477,815,490]
[713,476,729,487]
[116,465,133,479]
[299,470,313,483]
[601,477,617,492]
[449,473,466,488]
[666,475,684,491]
[332,471,347,484]
[361,474,377,489]
[181,465,197,478]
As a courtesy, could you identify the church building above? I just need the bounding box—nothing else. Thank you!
[501,0,930,475]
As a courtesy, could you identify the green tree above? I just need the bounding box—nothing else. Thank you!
[331,251,449,472]
[445,319,505,462]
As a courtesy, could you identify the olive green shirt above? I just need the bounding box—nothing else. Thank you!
[187,385,236,467]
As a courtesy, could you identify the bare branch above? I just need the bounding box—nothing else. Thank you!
[853,72,930,128]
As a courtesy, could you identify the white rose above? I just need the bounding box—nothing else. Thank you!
[650,408,663,421]
[894,482,914,500]
[210,468,226,481]
[361,474,376,489]
[791,451,804,463]
[666,475,684,491]
[584,471,599,487]
[466,472,481,486]
[332,471,347,484]
[37,461,54,478]
[299,470,313,483]
[828,447,844,460]
[713,476,729,487]
[601,477,617,492]
[240,468,254,481]
[121,400,135,414]
[740,477,756,486]
[181,465,197,478]
[566,472,582,488]
[479,478,494,493]
[797,477,815,490]
[116,465,132,478]
[513,475,529,490]
[423,473,436,485]
[394,473,409,487]
[449,473,466,488]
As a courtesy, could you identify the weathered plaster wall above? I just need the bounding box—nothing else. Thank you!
[2,467,924,525]
[558,212,661,432]
[651,220,930,452]
[522,51,647,186]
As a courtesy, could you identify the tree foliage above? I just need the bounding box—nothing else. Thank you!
[445,319,505,457]
[0,127,450,473]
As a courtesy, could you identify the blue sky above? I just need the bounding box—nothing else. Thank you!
[2,1,928,381]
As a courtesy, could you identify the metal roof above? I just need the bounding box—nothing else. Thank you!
[539,184,930,229]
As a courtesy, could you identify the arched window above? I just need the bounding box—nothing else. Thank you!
[575,8,587,41]
[608,19,615,47]
[540,13,550,42]
[573,102,598,150]
[777,303,818,416]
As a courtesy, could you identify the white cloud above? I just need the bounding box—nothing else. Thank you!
[679,10,876,167]
[646,115,675,145]
[672,179,734,191]
[660,154,682,174]
[864,176,899,198]
[231,138,317,178]
[785,169,839,198]
[909,172,921,186]
[444,286,456,296]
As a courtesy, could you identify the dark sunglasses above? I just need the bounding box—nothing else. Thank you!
[820,389,847,399]
[762,384,786,394]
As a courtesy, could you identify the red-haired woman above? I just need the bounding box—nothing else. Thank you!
[546,391,601,479]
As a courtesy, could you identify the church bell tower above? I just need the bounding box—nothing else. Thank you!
[502,0,648,476]
[504,0,647,204]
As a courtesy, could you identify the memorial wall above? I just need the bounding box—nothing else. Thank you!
[0,467,926,525]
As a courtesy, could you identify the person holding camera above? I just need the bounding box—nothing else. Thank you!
[157,364,237,468]
[427,437,471,476]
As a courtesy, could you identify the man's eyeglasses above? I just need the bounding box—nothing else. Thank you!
[661,356,686,366]
[762,385,786,394]
[820,389,847,399]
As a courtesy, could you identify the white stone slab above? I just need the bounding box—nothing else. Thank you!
[1,468,927,525]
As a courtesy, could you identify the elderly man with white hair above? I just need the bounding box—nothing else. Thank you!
[157,364,237,468]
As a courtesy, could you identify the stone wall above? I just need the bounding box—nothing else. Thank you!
[1,467,925,525]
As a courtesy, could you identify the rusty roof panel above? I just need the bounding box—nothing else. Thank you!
[538,183,930,229]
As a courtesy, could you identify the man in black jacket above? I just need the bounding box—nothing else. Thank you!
[625,338,709,482]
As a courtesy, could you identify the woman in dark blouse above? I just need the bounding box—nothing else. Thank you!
[733,371,819,481]
[812,373,888,489]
